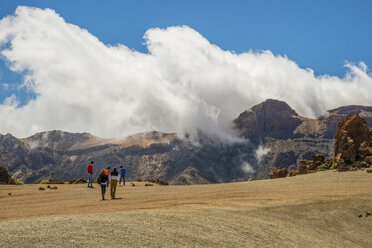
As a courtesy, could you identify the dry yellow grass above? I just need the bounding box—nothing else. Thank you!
[1,170,372,247]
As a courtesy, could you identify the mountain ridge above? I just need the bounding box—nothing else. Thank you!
[1,99,371,184]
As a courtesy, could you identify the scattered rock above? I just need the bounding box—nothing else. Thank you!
[366,212,371,217]
[307,162,317,171]
[145,183,153,186]
[289,170,298,177]
[146,178,169,185]
[351,161,365,169]
[131,183,135,187]
[68,178,87,184]
[47,185,51,188]
[39,187,45,190]
[248,178,253,181]
[361,162,369,168]
[50,186,58,190]
[358,214,363,218]
[312,154,325,164]
[297,162,308,174]
[269,167,288,179]
[367,169,372,173]
[8,193,11,196]
[365,156,372,165]
[337,159,351,172]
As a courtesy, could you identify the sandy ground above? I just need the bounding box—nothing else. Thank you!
[1,170,372,247]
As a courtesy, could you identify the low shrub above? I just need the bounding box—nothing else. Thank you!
[39,179,64,184]
[15,180,24,185]
[317,164,329,171]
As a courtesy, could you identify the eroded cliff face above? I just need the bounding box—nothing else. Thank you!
[1,99,371,184]
[333,114,372,169]
[233,100,372,178]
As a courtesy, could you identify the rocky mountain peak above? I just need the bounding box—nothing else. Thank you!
[234,99,302,139]
[251,99,299,116]
[21,130,94,151]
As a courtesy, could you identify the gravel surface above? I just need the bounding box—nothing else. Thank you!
[1,171,372,247]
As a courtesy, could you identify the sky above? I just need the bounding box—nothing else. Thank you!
[0,1,371,139]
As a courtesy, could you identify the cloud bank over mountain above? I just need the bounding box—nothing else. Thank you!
[0,6,371,139]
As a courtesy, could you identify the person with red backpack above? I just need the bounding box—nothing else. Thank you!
[105,167,111,188]
[87,161,94,188]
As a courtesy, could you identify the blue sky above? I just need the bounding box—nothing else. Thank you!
[1,0,372,104]
[0,0,372,136]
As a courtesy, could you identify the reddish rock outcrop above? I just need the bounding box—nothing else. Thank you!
[334,114,372,170]
[297,161,308,174]
[269,167,288,179]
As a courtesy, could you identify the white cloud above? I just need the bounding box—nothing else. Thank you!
[241,161,255,174]
[255,145,270,164]
[0,6,372,140]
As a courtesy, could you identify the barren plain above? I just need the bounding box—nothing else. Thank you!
[1,170,372,247]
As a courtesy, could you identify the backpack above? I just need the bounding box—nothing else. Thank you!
[97,176,101,184]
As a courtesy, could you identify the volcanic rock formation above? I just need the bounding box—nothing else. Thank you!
[334,114,372,171]
[287,114,372,175]
[1,99,372,184]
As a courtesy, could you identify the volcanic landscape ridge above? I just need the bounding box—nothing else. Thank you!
[1,99,372,184]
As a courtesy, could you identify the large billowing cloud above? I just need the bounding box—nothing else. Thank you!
[0,6,371,140]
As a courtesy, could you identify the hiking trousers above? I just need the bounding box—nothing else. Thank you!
[119,175,125,185]
[100,184,106,199]
[110,180,118,199]
[88,174,93,187]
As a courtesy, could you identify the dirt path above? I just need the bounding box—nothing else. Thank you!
[1,171,372,247]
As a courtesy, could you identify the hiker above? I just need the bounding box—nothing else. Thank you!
[97,169,108,200]
[110,167,119,199]
[87,161,94,188]
[119,166,126,186]
[105,167,111,188]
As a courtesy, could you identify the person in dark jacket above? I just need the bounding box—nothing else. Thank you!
[110,167,119,199]
[87,161,94,188]
[98,169,108,200]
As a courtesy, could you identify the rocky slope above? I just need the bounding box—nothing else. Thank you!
[234,99,372,178]
[1,99,371,184]
[0,130,256,184]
